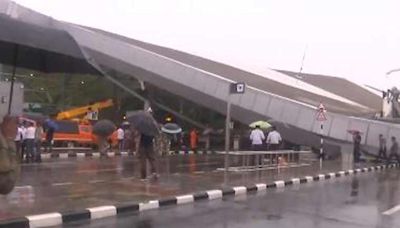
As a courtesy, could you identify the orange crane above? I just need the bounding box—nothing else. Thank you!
[51,99,117,148]
[56,99,113,121]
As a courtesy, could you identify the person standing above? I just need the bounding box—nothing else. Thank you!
[266,126,282,151]
[250,125,265,151]
[14,123,25,160]
[138,133,158,180]
[190,129,198,154]
[378,134,387,160]
[34,122,44,163]
[353,131,362,163]
[20,123,27,161]
[388,136,400,164]
[117,126,125,152]
[202,126,212,153]
[44,122,55,153]
[24,122,36,163]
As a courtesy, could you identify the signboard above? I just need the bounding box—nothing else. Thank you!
[316,103,327,121]
[230,82,246,94]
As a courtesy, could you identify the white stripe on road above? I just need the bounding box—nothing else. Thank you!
[87,206,117,219]
[15,185,33,189]
[52,182,73,186]
[292,178,300,185]
[305,176,313,182]
[256,183,267,191]
[176,195,194,204]
[27,213,62,227]
[77,168,123,174]
[274,181,285,188]
[207,190,223,200]
[383,205,400,216]
[139,201,159,211]
[89,180,106,184]
[233,186,247,195]
[59,153,69,159]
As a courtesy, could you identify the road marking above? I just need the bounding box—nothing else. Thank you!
[292,178,300,185]
[89,180,106,184]
[76,168,123,173]
[176,195,194,204]
[274,181,285,188]
[233,186,247,195]
[52,182,73,186]
[87,206,117,219]
[178,162,220,167]
[255,183,267,191]
[207,190,223,200]
[27,213,62,227]
[139,200,159,211]
[14,185,33,189]
[305,176,313,182]
[383,205,400,216]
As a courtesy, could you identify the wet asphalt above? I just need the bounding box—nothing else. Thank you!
[62,169,400,228]
[0,154,387,223]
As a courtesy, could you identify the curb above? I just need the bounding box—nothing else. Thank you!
[1,163,398,228]
[39,151,216,160]
[37,151,216,160]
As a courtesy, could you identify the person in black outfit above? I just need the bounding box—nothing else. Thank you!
[388,136,400,164]
[353,132,362,163]
[378,134,387,160]
[44,124,54,153]
[139,134,158,180]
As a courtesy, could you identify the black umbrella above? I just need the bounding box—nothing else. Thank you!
[0,14,98,114]
[127,111,159,136]
[93,119,116,137]
[161,123,182,134]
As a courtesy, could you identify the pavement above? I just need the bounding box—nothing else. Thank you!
[62,169,400,228]
[0,154,390,225]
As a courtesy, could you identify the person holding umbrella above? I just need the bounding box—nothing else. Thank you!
[161,123,183,155]
[127,111,160,180]
[92,120,116,155]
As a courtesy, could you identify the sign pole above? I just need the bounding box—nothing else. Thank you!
[224,94,231,172]
[224,82,245,172]
[320,123,323,169]
[316,103,327,170]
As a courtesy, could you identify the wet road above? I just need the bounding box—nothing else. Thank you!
[0,154,381,221]
[63,169,400,228]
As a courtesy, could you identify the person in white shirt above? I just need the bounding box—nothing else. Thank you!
[266,126,282,151]
[24,122,36,162]
[250,125,265,151]
[14,124,25,159]
[117,127,125,152]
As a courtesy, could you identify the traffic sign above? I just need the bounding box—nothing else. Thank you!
[316,103,327,121]
[230,82,246,94]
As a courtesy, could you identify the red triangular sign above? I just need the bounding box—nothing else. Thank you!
[316,103,327,121]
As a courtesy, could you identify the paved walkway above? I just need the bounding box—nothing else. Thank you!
[0,154,376,221]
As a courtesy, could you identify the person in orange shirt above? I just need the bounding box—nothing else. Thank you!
[190,129,198,154]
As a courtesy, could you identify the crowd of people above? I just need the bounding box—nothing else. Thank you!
[115,126,211,156]
[14,120,54,163]
[353,132,400,164]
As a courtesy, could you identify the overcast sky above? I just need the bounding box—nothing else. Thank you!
[14,0,400,90]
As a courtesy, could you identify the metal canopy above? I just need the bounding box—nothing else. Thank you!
[0,14,97,74]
